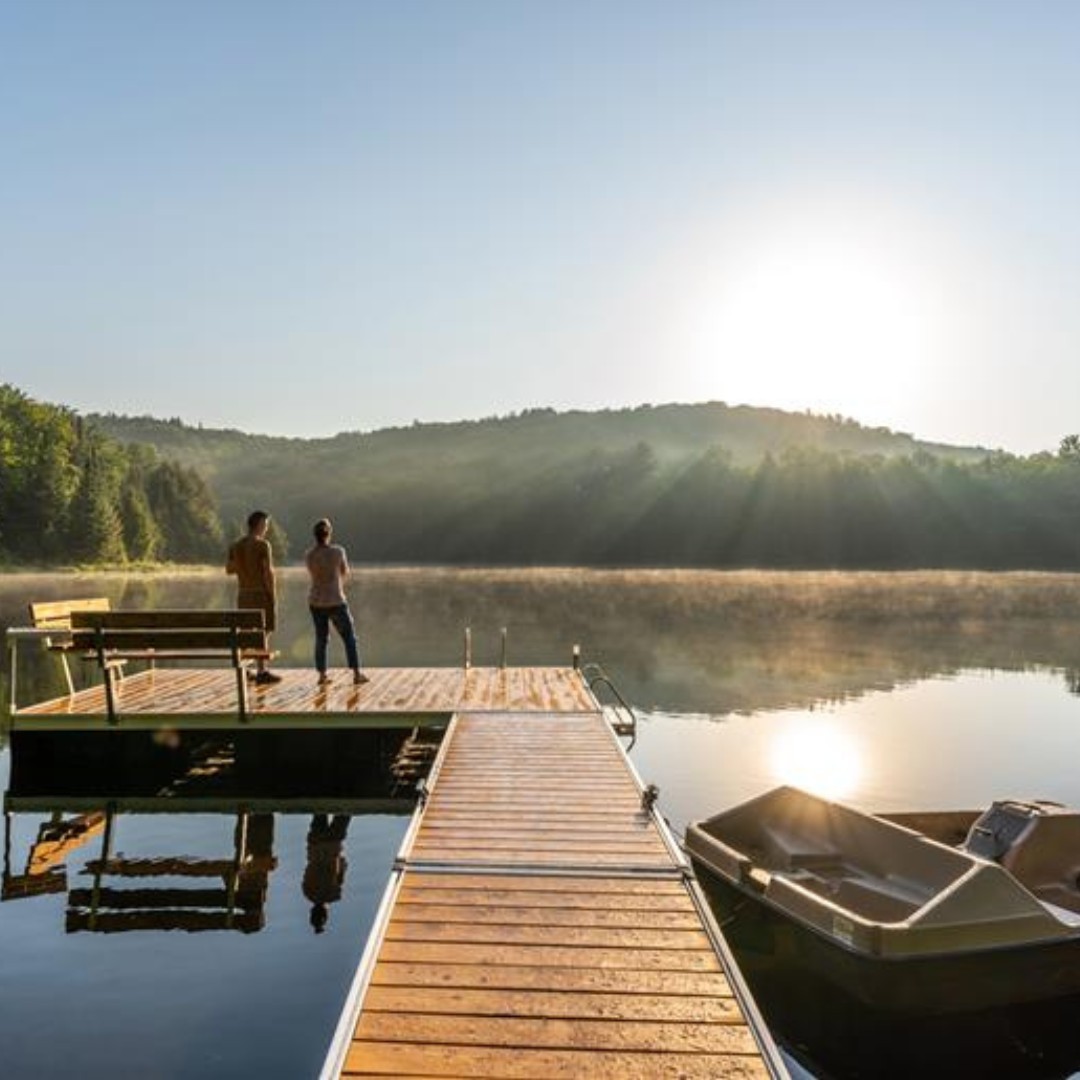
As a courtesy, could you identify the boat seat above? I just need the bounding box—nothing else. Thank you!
[797,873,921,922]
[762,828,843,872]
[787,850,844,871]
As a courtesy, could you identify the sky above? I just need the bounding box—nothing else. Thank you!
[2,0,1078,453]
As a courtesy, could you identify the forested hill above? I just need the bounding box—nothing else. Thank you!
[91,402,982,483]
[12,391,1080,569]
[82,401,1076,571]
[0,384,221,565]
[91,403,986,542]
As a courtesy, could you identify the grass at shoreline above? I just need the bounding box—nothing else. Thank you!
[2,565,1079,622]
[0,562,224,576]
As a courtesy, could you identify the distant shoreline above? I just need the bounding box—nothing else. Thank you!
[1,564,1078,577]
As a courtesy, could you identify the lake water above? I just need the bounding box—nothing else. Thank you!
[3,568,1080,1078]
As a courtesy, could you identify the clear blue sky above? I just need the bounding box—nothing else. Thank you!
[2,1,1078,452]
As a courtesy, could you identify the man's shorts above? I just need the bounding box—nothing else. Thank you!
[237,589,277,633]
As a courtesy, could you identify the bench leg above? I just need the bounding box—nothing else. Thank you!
[103,666,118,727]
[60,653,75,698]
[235,665,248,723]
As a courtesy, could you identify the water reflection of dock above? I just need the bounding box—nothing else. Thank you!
[69,811,275,934]
[3,808,277,933]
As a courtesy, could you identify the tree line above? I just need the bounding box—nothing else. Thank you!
[6,385,1080,569]
[306,441,1080,569]
[0,384,222,565]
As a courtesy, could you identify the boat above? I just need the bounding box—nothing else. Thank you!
[686,786,1080,1012]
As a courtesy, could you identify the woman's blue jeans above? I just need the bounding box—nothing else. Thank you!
[310,604,360,673]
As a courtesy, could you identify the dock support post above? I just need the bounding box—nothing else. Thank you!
[572,644,581,670]
[463,627,472,670]
[499,628,508,670]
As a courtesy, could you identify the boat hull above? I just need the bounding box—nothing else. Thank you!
[695,859,1080,1014]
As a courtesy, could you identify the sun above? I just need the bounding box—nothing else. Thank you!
[768,715,863,800]
[681,221,945,423]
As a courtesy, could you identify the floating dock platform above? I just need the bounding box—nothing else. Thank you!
[8,658,785,1076]
[9,666,595,731]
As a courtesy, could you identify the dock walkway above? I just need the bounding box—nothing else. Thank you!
[322,708,783,1079]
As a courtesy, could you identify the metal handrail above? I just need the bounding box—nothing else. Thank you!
[582,662,638,748]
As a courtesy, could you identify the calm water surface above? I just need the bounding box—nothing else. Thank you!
[2,569,1080,1078]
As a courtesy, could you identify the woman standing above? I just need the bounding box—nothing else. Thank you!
[305,518,367,685]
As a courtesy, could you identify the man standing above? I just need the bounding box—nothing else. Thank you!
[226,510,282,684]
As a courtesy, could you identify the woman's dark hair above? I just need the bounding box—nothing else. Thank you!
[313,518,332,543]
[247,510,269,530]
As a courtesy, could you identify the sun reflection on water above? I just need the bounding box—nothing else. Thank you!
[768,715,863,800]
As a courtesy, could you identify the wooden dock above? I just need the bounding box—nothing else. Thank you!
[7,652,784,1075]
[10,666,596,730]
[321,708,784,1079]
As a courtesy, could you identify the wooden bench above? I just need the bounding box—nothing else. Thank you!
[68,609,269,725]
[27,598,114,696]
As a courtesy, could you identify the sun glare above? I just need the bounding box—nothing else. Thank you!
[768,715,863,800]
[682,222,946,423]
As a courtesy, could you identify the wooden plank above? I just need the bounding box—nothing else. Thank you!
[394,890,692,912]
[430,781,637,792]
[410,836,666,852]
[376,941,722,971]
[409,837,668,853]
[69,609,265,629]
[413,830,662,845]
[395,875,686,894]
[343,1044,768,1079]
[438,773,622,782]
[363,986,741,1023]
[384,923,715,950]
[419,804,647,815]
[369,962,733,996]
[29,597,110,629]
[405,852,674,867]
[70,627,267,651]
[419,812,656,825]
[426,799,645,810]
[355,1013,759,1054]
[389,905,702,929]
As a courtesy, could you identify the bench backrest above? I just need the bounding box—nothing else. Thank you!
[69,609,267,654]
[29,597,112,633]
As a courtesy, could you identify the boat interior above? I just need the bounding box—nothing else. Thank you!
[695,786,974,923]
[688,787,1080,942]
